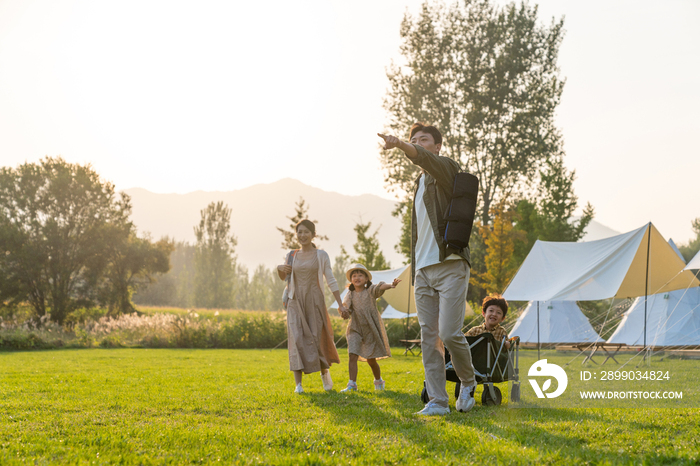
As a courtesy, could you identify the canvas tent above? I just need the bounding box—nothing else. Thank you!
[685,250,700,271]
[330,265,413,316]
[510,301,603,344]
[331,264,473,318]
[381,304,417,319]
[503,223,700,352]
[607,287,700,346]
[503,223,699,302]
[668,238,685,261]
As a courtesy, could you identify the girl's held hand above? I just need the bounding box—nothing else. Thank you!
[277,264,292,275]
[390,278,401,288]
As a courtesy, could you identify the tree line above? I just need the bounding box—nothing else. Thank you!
[134,197,392,311]
[0,156,394,319]
[0,157,172,324]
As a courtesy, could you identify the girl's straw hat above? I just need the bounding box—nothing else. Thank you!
[346,263,372,282]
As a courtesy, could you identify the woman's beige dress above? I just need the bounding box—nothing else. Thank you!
[343,283,392,361]
[286,251,340,373]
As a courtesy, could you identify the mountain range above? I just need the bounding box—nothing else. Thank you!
[124,179,619,273]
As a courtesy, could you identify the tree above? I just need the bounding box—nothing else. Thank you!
[394,200,413,264]
[194,201,237,309]
[132,240,195,308]
[333,246,352,291]
[231,263,250,309]
[276,197,328,250]
[382,0,566,227]
[679,218,700,263]
[248,265,286,311]
[351,220,391,271]
[513,157,594,264]
[471,202,525,296]
[0,157,132,324]
[97,234,174,316]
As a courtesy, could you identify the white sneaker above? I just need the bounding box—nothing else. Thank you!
[374,379,385,391]
[416,401,450,415]
[294,383,304,394]
[321,371,333,391]
[340,382,357,393]
[456,384,476,412]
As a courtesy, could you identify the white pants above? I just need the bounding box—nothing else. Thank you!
[415,259,475,407]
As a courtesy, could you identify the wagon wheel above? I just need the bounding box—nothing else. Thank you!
[481,386,502,406]
[510,383,520,403]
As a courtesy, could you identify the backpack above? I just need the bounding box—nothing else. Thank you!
[441,172,479,251]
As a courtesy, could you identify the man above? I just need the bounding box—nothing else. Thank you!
[379,123,476,415]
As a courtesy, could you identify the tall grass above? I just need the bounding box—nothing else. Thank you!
[0,306,422,350]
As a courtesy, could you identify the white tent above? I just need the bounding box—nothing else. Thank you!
[381,304,417,319]
[331,264,473,316]
[607,287,700,346]
[330,265,411,311]
[685,250,700,271]
[503,223,700,352]
[503,223,699,302]
[510,301,603,344]
[668,239,685,261]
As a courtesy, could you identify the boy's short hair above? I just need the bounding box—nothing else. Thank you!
[410,122,443,146]
[482,294,508,318]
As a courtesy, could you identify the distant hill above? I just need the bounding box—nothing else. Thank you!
[124,179,404,273]
[124,180,619,273]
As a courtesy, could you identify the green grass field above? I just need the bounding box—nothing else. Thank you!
[1,348,698,465]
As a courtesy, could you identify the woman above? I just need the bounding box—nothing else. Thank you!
[277,219,348,394]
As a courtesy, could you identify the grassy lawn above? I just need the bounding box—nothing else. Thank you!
[1,348,698,465]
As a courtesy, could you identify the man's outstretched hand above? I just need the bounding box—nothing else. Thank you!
[378,133,401,150]
[378,133,417,160]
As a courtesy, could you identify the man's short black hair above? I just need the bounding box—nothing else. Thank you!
[410,122,443,146]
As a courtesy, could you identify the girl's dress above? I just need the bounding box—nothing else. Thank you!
[286,250,340,373]
[343,283,392,361]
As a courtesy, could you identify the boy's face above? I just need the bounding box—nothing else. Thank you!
[483,304,505,328]
[410,130,441,155]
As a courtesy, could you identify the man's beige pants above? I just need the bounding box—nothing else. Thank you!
[415,259,475,408]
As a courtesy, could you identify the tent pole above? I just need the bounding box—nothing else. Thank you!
[537,301,540,361]
[405,277,410,341]
[644,223,651,362]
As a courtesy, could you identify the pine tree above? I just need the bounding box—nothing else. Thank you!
[352,220,390,271]
[276,197,328,250]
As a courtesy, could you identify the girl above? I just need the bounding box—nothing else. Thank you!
[339,263,400,392]
[277,219,348,394]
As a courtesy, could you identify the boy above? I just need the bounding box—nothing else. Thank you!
[466,294,511,349]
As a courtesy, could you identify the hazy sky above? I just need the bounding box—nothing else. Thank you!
[1,0,698,244]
